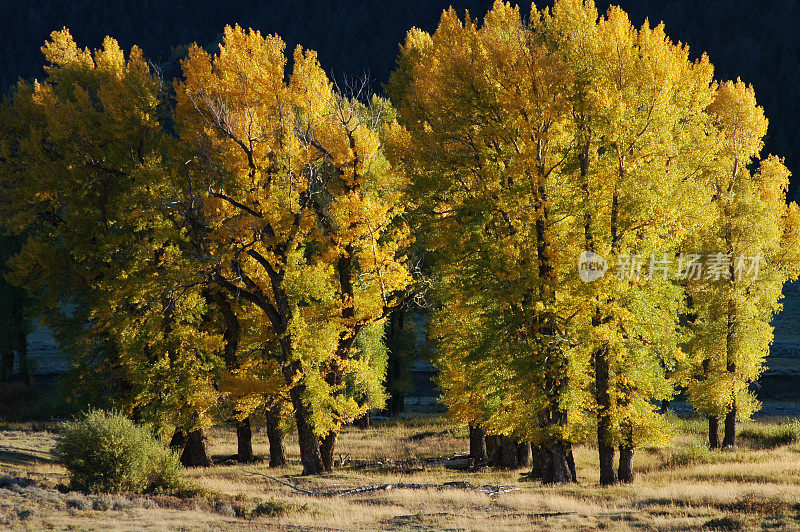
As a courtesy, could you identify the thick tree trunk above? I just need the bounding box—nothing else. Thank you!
[595,343,617,486]
[265,407,287,467]
[516,442,532,469]
[180,429,212,467]
[389,393,404,416]
[539,444,575,484]
[709,416,720,449]
[499,436,518,469]
[529,446,544,479]
[618,445,634,483]
[235,417,254,462]
[169,429,186,452]
[320,431,336,471]
[469,424,488,466]
[723,402,737,448]
[286,375,324,474]
[598,443,616,486]
[486,435,501,467]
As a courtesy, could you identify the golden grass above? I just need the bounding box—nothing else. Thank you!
[3,416,800,530]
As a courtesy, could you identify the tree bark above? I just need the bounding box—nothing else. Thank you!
[180,429,212,467]
[469,424,488,466]
[320,431,336,471]
[499,436,518,469]
[708,416,720,449]
[598,443,616,486]
[595,343,617,486]
[723,294,737,449]
[169,429,186,452]
[567,447,577,483]
[529,446,544,479]
[539,444,575,484]
[265,407,286,467]
[486,435,501,467]
[516,442,532,469]
[618,445,634,483]
[723,402,737,448]
[285,366,324,474]
[235,417,254,462]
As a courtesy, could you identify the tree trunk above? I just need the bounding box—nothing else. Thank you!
[266,407,286,467]
[618,445,634,483]
[723,296,737,450]
[723,402,736,448]
[529,446,544,479]
[708,416,720,449]
[285,373,324,474]
[320,431,336,471]
[567,447,577,483]
[595,344,617,486]
[486,435,501,467]
[235,417,254,462]
[180,429,212,467]
[598,443,616,486]
[540,444,575,484]
[169,429,186,452]
[0,347,13,383]
[499,436,518,469]
[516,442,532,469]
[469,424,488,466]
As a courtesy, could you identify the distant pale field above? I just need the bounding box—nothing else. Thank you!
[3,415,800,530]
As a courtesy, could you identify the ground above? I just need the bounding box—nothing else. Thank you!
[2,415,800,531]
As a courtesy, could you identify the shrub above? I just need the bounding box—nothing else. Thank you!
[739,420,800,448]
[54,410,183,494]
[252,498,308,517]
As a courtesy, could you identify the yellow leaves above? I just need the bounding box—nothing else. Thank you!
[94,37,126,78]
[755,155,790,207]
[708,79,768,162]
[41,28,93,70]
[219,369,284,398]
[290,45,332,122]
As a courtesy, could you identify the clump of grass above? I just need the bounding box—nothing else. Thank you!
[703,516,744,530]
[739,420,800,448]
[663,412,708,436]
[252,498,308,517]
[665,442,759,468]
[723,495,790,516]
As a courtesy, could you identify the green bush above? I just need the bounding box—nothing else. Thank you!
[739,420,800,448]
[55,410,183,493]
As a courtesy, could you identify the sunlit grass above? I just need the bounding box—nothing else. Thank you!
[3,414,800,530]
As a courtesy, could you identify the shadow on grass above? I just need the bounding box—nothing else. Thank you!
[0,446,55,466]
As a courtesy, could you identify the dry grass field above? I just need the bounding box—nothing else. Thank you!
[2,415,800,531]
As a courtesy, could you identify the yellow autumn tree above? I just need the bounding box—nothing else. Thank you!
[388,2,593,483]
[684,79,800,448]
[173,25,416,474]
[0,30,230,465]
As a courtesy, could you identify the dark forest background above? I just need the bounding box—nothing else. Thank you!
[2,0,799,194]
